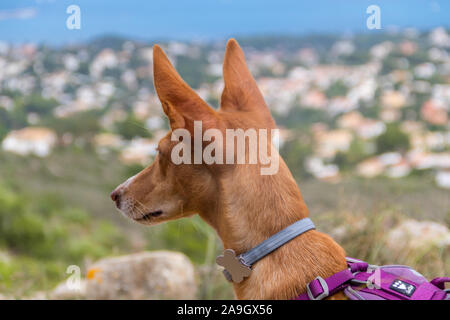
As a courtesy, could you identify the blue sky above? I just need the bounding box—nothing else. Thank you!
[1,0,449,44]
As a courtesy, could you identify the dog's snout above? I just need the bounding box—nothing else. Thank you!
[110,188,122,208]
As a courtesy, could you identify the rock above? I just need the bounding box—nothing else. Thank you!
[85,251,197,300]
[51,279,86,300]
[386,219,450,252]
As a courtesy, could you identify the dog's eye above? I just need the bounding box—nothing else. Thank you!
[156,146,166,159]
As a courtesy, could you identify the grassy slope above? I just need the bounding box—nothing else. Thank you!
[300,177,450,224]
[0,148,448,299]
[0,147,131,226]
[2,147,447,227]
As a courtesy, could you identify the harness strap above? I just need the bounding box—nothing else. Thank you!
[413,282,446,300]
[295,269,354,300]
[430,277,450,290]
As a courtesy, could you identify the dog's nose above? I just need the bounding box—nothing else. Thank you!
[110,188,122,208]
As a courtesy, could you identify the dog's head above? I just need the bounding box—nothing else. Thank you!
[111,39,277,225]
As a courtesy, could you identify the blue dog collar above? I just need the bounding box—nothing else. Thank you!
[216,217,315,283]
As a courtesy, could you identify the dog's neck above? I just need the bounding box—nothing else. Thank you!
[216,160,309,251]
[199,158,347,299]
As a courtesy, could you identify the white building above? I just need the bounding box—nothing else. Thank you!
[2,127,57,157]
[435,171,450,189]
[119,138,157,165]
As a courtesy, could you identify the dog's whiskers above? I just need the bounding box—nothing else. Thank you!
[133,199,155,223]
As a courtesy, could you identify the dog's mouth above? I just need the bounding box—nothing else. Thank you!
[135,210,164,221]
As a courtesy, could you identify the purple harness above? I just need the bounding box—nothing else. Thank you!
[295,257,450,300]
[217,218,449,300]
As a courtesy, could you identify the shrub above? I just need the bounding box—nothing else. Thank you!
[376,123,410,153]
[150,217,213,264]
[334,138,369,170]
[325,80,348,98]
[0,183,127,270]
[44,110,102,138]
[114,114,152,140]
[280,136,313,178]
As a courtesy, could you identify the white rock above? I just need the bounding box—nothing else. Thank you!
[85,251,197,300]
[386,219,450,251]
[51,279,86,300]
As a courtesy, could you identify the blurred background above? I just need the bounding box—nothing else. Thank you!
[0,0,449,299]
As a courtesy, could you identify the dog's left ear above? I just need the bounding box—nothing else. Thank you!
[221,39,275,129]
[153,44,219,134]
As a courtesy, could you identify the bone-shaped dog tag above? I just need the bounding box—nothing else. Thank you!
[216,249,251,283]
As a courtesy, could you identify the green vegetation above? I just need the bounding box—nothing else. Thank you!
[0,184,124,261]
[380,53,404,75]
[21,94,59,118]
[0,182,126,295]
[339,51,370,65]
[275,106,331,128]
[44,110,103,139]
[0,148,128,296]
[0,109,9,141]
[325,80,349,98]
[334,138,370,171]
[0,93,61,138]
[114,114,152,140]
[176,53,216,89]
[376,123,410,153]
[0,148,226,298]
[280,135,313,178]
[0,147,448,298]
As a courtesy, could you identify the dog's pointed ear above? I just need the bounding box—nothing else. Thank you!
[221,39,275,128]
[153,44,218,132]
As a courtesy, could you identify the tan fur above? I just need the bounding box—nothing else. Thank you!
[112,39,348,299]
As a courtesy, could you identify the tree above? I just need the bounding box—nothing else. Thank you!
[22,94,58,117]
[44,110,101,138]
[280,136,313,178]
[114,114,152,140]
[0,109,10,141]
[334,138,368,170]
[325,80,348,98]
[375,124,410,153]
[275,106,330,129]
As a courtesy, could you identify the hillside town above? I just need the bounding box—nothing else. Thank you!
[0,28,449,188]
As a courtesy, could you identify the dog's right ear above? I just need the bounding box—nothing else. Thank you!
[153,45,218,133]
[221,39,275,129]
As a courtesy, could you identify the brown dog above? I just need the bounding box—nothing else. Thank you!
[111,39,347,299]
